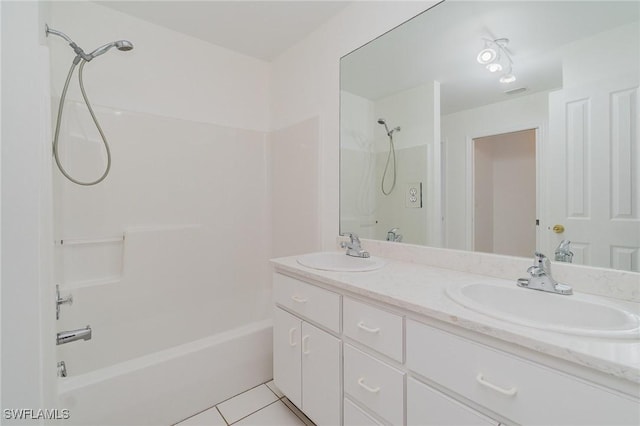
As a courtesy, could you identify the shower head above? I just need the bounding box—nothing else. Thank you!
[377,118,400,137]
[46,24,133,62]
[88,40,134,59]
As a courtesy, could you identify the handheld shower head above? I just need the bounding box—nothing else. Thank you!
[377,118,400,136]
[89,40,134,59]
[46,24,133,61]
[377,118,390,135]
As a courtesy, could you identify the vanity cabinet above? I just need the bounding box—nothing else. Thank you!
[273,274,341,426]
[273,270,640,426]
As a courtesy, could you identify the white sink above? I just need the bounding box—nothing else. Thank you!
[446,282,640,339]
[297,252,385,272]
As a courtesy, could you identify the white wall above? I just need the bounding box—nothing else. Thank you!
[49,2,270,132]
[562,21,639,88]
[1,0,56,417]
[270,1,438,250]
[339,90,376,238]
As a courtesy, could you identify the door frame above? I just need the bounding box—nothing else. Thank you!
[465,122,546,253]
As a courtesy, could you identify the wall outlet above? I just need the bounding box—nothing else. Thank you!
[406,182,422,208]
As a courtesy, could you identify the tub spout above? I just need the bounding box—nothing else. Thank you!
[57,325,92,345]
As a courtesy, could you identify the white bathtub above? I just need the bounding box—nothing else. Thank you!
[58,320,273,426]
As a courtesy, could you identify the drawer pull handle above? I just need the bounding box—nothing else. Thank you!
[291,295,308,303]
[476,373,517,397]
[357,377,381,393]
[302,335,310,355]
[288,328,297,347]
[357,321,381,334]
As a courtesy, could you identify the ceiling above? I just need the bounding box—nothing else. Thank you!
[97,1,352,61]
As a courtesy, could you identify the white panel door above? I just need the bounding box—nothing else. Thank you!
[273,307,302,409]
[547,74,639,271]
[301,321,341,426]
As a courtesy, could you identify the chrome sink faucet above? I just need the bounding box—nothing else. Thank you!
[340,233,370,258]
[554,240,573,263]
[517,252,572,295]
[386,227,403,242]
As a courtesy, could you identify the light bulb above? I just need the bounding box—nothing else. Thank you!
[477,48,497,64]
[500,73,516,84]
[486,63,503,73]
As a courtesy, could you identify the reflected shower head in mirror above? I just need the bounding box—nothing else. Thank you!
[377,118,400,137]
[377,118,400,195]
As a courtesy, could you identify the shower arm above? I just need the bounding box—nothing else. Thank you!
[45,24,92,62]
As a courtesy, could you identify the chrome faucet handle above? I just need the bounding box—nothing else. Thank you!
[341,232,369,258]
[533,251,551,274]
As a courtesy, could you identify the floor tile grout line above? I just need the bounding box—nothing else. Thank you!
[227,399,282,425]
[173,379,275,426]
[216,380,273,408]
[216,405,230,426]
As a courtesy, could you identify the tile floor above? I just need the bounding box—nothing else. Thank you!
[175,381,315,426]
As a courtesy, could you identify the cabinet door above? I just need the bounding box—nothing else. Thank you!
[301,321,341,426]
[407,377,497,426]
[273,307,302,409]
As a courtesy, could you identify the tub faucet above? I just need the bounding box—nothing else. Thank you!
[517,252,572,295]
[340,233,370,258]
[57,325,92,345]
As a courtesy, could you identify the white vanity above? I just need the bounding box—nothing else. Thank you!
[271,251,640,426]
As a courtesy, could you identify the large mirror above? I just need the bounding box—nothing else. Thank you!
[340,1,639,272]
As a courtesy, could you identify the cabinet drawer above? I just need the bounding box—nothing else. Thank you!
[344,398,383,426]
[273,273,340,332]
[407,377,497,426]
[343,298,403,362]
[344,344,404,426]
[406,319,640,425]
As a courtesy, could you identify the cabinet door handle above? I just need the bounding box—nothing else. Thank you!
[357,321,380,334]
[288,328,297,347]
[476,373,517,397]
[291,295,308,303]
[357,377,381,393]
[302,335,310,355]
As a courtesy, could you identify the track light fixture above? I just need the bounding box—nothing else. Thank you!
[477,37,516,84]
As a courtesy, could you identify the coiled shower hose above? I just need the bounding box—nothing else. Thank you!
[53,58,111,186]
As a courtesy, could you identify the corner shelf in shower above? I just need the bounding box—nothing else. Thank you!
[56,234,124,289]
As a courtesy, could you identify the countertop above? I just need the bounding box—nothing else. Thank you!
[271,253,640,386]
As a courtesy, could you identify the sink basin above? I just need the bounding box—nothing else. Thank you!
[446,282,640,339]
[297,252,385,272]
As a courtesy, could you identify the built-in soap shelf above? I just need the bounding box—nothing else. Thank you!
[56,234,124,288]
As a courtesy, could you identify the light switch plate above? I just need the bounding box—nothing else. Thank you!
[406,182,422,208]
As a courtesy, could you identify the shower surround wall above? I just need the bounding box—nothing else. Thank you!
[50,2,271,424]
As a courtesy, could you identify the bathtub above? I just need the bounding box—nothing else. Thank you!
[57,320,273,425]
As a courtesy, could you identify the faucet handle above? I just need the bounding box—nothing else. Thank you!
[341,232,360,245]
[533,251,551,274]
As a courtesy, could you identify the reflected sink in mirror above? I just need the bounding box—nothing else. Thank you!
[297,252,385,272]
[446,282,640,339]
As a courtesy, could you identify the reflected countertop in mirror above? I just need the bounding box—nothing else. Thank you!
[340,0,640,272]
